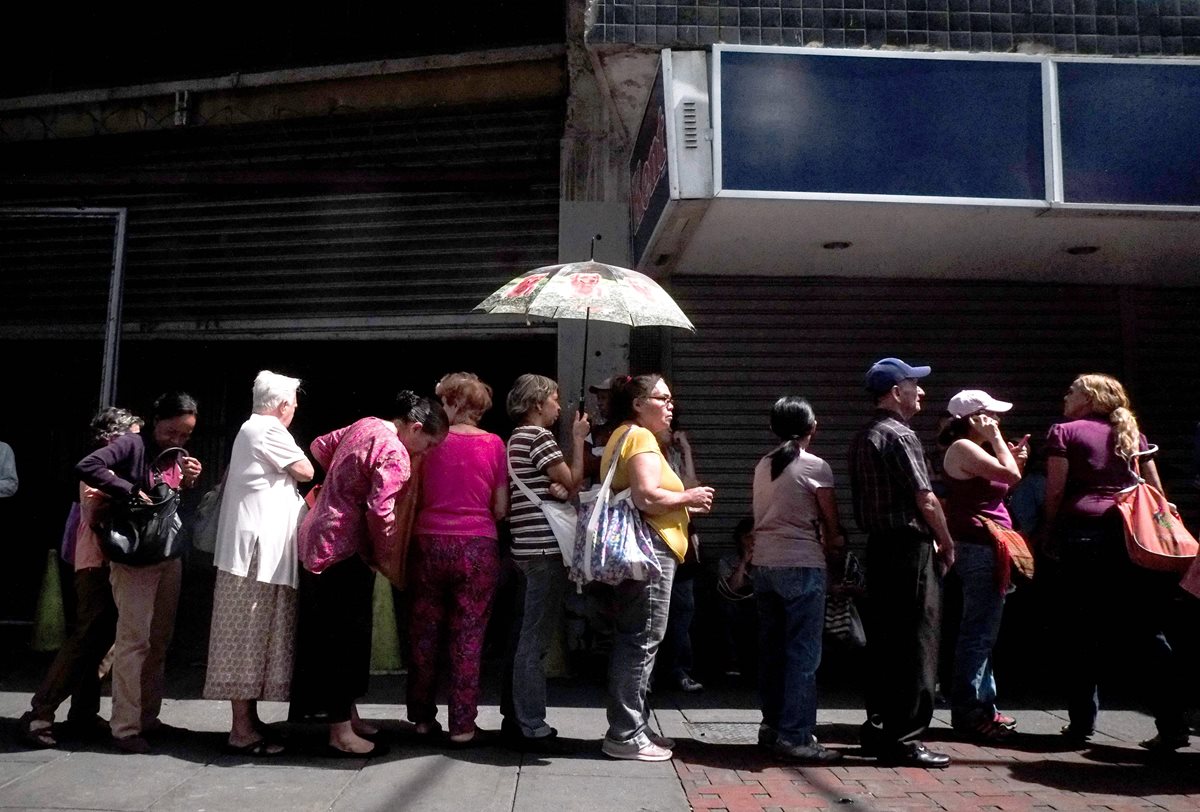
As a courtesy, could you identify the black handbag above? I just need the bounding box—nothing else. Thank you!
[98,446,188,566]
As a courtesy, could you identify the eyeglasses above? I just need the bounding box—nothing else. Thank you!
[644,395,674,405]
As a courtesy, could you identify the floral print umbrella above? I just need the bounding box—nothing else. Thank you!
[474,260,696,332]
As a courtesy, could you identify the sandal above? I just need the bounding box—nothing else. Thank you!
[223,738,285,757]
[19,716,56,749]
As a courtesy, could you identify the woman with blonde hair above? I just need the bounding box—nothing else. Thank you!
[204,371,313,756]
[406,372,508,745]
[1043,373,1188,752]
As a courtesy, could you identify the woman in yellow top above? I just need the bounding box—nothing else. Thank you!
[598,374,715,762]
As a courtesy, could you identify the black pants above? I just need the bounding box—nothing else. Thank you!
[29,566,117,723]
[1057,514,1188,738]
[863,531,940,748]
[289,554,374,725]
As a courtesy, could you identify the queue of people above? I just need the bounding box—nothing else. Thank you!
[14,359,1195,770]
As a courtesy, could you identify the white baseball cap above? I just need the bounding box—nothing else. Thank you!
[947,390,1013,418]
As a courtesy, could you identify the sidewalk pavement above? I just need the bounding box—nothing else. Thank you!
[1,682,1198,812]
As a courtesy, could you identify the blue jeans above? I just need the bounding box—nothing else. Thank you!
[501,555,568,737]
[753,566,826,746]
[663,571,696,682]
[950,542,1005,726]
[605,539,677,745]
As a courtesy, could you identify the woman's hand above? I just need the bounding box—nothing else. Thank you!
[683,485,715,514]
[572,411,591,442]
[970,414,1004,443]
[1008,435,1030,468]
[180,455,202,487]
[547,482,570,501]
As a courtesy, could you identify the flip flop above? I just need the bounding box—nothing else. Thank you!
[223,738,285,757]
[20,721,57,749]
[323,742,388,759]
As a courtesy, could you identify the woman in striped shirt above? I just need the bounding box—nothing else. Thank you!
[500,374,589,749]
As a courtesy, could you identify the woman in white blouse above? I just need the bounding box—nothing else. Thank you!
[203,370,314,755]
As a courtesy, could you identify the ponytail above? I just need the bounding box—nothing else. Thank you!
[769,438,804,480]
[767,396,817,480]
[389,390,449,438]
[1110,406,1140,461]
[1074,373,1140,460]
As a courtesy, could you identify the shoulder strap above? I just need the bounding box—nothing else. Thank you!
[598,426,637,495]
[507,432,546,507]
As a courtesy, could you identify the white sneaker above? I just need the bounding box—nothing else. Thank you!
[602,737,673,762]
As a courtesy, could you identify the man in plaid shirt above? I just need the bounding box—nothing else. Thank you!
[849,357,955,769]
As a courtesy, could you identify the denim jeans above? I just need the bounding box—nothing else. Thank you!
[605,539,677,746]
[501,554,568,737]
[753,566,826,746]
[949,542,1005,727]
[663,571,696,682]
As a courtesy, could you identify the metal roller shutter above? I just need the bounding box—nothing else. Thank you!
[666,276,1199,551]
[0,101,562,339]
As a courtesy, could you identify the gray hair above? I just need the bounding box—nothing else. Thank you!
[252,370,302,413]
[506,374,558,421]
[90,407,143,446]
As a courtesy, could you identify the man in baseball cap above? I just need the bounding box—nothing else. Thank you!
[849,357,954,769]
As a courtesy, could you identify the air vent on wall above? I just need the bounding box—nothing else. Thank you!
[680,99,699,149]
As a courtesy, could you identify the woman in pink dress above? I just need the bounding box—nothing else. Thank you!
[289,391,448,757]
[406,373,508,745]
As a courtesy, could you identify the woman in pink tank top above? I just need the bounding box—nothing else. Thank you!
[406,373,508,745]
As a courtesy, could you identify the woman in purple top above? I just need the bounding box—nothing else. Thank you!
[406,373,508,745]
[1043,374,1189,752]
[290,391,448,757]
[939,390,1025,742]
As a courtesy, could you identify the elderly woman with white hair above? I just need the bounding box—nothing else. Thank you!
[203,370,314,755]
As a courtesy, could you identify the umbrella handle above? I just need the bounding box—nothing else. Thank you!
[578,306,591,415]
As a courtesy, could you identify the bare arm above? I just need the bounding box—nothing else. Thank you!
[285,458,315,483]
[944,437,1021,486]
[673,432,699,488]
[1043,456,1068,530]
[545,413,591,493]
[916,489,955,571]
[491,483,509,521]
[815,487,845,556]
[627,452,714,516]
[1143,458,1166,494]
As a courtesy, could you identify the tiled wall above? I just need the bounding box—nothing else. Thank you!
[588,0,1200,55]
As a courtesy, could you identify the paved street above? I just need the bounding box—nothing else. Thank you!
[1,677,1198,812]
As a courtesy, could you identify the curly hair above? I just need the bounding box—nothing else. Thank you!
[506,374,558,422]
[89,407,143,446]
[435,372,493,425]
[1073,373,1140,459]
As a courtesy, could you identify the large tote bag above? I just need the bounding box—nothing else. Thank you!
[569,427,662,587]
[1114,448,1198,573]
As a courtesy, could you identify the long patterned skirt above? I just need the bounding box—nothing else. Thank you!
[203,556,298,702]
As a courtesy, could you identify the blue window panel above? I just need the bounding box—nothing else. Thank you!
[719,51,1045,200]
[1058,62,1200,206]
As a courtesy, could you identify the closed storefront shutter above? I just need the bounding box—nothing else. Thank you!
[0,101,562,340]
[666,276,1198,549]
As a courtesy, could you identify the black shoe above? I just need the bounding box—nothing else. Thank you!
[879,742,951,769]
[1060,724,1094,745]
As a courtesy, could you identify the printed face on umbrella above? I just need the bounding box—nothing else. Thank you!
[506,273,547,299]
[568,272,601,297]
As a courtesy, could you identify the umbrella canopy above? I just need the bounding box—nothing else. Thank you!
[474,260,695,332]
